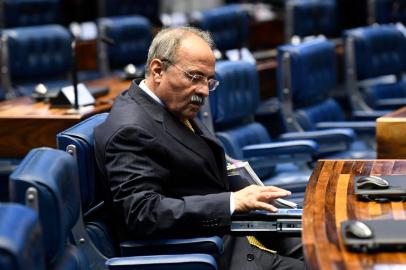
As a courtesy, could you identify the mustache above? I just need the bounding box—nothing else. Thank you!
[190,94,205,106]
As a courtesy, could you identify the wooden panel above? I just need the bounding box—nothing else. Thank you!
[376,106,406,159]
[303,159,406,269]
[0,76,130,158]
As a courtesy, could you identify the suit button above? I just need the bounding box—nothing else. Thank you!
[247,254,254,261]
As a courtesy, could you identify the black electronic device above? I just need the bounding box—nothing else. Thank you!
[231,209,302,235]
[354,175,406,202]
[341,220,406,252]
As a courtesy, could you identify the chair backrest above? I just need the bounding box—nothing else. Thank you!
[198,4,249,52]
[98,0,160,22]
[57,113,109,215]
[344,24,406,111]
[210,60,276,178]
[1,24,72,97]
[0,203,45,270]
[344,24,406,81]
[210,60,260,129]
[277,38,345,132]
[97,15,151,76]
[9,148,89,270]
[285,0,337,42]
[368,0,406,24]
[1,0,60,28]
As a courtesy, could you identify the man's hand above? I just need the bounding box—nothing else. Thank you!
[233,185,291,213]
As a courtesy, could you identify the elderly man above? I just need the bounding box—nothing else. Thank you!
[94,26,305,270]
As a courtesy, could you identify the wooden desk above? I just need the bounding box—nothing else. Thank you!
[377,107,406,159]
[0,77,130,158]
[303,159,406,269]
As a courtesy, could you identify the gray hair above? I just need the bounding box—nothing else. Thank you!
[145,26,214,76]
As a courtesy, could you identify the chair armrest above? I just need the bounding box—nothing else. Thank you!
[241,140,318,159]
[376,98,406,109]
[352,110,389,120]
[279,129,355,155]
[316,121,375,135]
[120,236,223,256]
[106,254,217,270]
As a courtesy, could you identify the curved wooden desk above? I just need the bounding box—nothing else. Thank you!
[0,76,130,158]
[303,159,406,269]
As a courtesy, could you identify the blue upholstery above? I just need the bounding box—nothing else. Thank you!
[57,113,108,212]
[99,0,160,21]
[0,203,45,270]
[1,24,72,97]
[9,148,89,269]
[2,0,60,28]
[211,60,317,194]
[278,39,337,108]
[277,39,376,159]
[345,25,406,80]
[344,24,406,111]
[198,4,249,52]
[98,15,151,76]
[370,0,406,24]
[57,114,223,260]
[10,147,218,270]
[285,0,337,40]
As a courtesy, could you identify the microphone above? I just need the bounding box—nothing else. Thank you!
[100,34,115,45]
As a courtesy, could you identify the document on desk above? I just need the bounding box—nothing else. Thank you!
[227,161,298,209]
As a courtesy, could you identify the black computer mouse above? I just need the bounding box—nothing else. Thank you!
[356,175,389,190]
[345,221,374,239]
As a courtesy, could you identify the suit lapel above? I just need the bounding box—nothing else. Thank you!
[192,119,229,189]
[128,82,227,189]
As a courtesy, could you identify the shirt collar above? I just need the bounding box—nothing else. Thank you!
[139,79,164,106]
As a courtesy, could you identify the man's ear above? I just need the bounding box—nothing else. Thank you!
[149,59,164,83]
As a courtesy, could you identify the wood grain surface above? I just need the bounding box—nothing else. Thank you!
[377,106,406,159]
[0,76,130,158]
[303,159,406,269]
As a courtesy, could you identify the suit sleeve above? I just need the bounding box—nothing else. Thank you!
[104,125,232,238]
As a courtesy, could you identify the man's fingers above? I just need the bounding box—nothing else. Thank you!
[259,185,291,194]
[258,191,291,201]
[254,201,278,212]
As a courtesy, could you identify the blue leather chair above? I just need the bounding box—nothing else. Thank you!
[56,114,223,261]
[344,24,406,112]
[285,0,337,42]
[1,0,60,28]
[0,203,45,270]
[98,0,160,24]
[0,24,72,98]
[368,0,406,24]
[210,60,319,200]
[10,147,218,270]
[277,38,376,159]
[97,15,152,78]
[197,4,249,58]
[9,148,90,270]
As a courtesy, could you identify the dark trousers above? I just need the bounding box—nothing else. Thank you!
[217,235,306,270]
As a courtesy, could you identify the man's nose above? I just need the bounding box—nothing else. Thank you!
[196,85,209,97]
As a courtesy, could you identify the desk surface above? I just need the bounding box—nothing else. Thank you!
[303,159,406,269]
[376,106,406,159]
[0,76,130,158]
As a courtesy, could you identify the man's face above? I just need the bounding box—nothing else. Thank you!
[153,35,216,120]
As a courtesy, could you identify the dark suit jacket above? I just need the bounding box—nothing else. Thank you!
[94,81,232,239]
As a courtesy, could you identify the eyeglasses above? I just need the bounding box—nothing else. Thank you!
[162,59,220,91]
